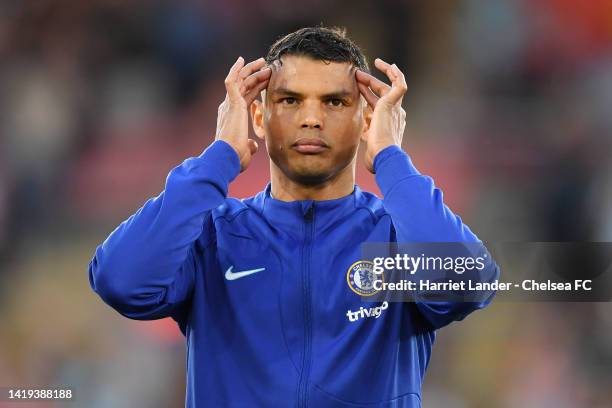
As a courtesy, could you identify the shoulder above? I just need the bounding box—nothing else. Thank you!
[211,189,267,222]
[212,197,253,223]
[196,198,254,248]
[355,188,389,223]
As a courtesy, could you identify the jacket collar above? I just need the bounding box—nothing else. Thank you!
[249,182,364,234]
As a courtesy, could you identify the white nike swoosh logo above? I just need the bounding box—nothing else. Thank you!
[225,265,266,281]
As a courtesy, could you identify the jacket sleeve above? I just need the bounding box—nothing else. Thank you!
[374,145,499,330]
[88,140,240,321]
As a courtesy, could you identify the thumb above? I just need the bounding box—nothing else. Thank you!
[360,128,369,143]
[248,138,259,156]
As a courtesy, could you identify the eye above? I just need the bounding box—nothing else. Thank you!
[327,98,344,107]
[281,97,297,105]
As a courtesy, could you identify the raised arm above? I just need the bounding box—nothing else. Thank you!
[357,59,499,330]
[89,56,270,321]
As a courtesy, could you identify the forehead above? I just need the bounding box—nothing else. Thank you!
[268,55,357,94]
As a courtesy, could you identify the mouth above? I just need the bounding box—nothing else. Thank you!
[292,137,329,154]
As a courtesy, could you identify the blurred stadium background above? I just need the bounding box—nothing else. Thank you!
[1,0,611,407]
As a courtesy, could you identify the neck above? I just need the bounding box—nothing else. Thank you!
[270,159,356,201]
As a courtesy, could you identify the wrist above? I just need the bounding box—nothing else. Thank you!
[371,141,399,160]
[179,139,241,189]
[216,137,243,159]
[374,145,420,195]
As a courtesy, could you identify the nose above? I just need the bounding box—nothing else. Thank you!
[299,102,323,129]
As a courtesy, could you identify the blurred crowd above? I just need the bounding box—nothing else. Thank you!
[1,0,611,407]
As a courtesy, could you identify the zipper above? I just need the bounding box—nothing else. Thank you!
[297,203,314,408]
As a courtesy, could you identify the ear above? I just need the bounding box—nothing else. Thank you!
[360,97,373,142]
[250,98,265,140]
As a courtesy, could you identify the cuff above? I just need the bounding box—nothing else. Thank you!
[374,145,421,196]
[192,140,241,185]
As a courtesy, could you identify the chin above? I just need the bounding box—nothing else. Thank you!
[282,163,335,185]
[272,152,348,186]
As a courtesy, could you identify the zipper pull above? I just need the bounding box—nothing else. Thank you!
[304,204,314,222]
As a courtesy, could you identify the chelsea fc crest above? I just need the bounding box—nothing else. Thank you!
[346,260,382,297]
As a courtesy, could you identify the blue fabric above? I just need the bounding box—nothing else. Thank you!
[89,140,499,407]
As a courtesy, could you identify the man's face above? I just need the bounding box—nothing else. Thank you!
[252,55,368,186]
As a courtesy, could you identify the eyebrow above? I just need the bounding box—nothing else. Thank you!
[270,87,354,99]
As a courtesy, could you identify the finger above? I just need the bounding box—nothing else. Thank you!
[240,67,272,94]
[375,59,408,105]
[374,58,394,74]
[225,56,246,82]
[225,56,245,99]
[356,70,390,97]
[355,69,391,98]
[357,82,378,109]
[386,63,408,105]
[244,78,269,106]
[238,57,267,80]
[373,58,398,93]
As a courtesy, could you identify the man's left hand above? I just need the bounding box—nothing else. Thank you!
[356,58,408,173]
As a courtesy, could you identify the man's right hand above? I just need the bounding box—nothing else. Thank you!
[215,56,271,172]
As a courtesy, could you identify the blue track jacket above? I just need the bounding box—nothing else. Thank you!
[89,140,499,407]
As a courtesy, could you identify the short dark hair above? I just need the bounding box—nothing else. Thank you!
[265,26,369,73]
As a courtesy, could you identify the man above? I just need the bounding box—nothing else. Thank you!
[89,26,498,407]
